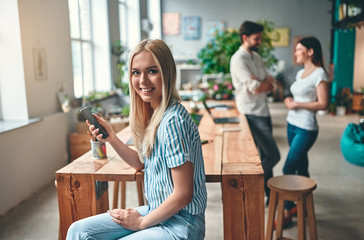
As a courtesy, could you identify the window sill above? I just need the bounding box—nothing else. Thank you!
[0,118,42,134]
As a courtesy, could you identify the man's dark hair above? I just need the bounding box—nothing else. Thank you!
[239,21,264,43]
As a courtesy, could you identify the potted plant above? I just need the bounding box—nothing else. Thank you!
[197,20,280,100]
[335,88,352,116]
[197,19,279,75]
[197,28,241,74]
[111,40,130,105]
[206,77,234,100]
[328,101,337,116]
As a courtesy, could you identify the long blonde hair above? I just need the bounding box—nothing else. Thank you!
[128,39,180,158]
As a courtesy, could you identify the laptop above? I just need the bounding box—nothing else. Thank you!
[202,100,240,124]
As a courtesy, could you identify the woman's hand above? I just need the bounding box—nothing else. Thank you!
[284,97,298,110]
[108,208,144,231]
[87,114,116,143]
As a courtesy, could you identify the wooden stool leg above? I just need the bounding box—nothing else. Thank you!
[266,190,278,240]
[275,198,285,239]
[120,181,126,209]
[112,181,119,209]
[297,195,306,240]
[306,193,317,240]
[137,181,144,206]
[58,220,61,240]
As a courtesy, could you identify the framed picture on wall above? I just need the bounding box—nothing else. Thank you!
[182,16,201,40]
[204,20,226,43]
[163,12,181,35]
[271,28,290,47]
[33,47,48,81]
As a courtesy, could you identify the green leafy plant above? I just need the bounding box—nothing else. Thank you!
[257,19,280,69]
[121,104,130,116]
[197,29,241,74]
[328,101,337,115]
[120,82,129,96]
[335,90,352,108]
[112,40,129,90]
[197,19,279,74]
[84,91,111,101]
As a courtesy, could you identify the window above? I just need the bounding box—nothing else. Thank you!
[68,0,161,99]
[68,0,94,98]
[119,0,128,49]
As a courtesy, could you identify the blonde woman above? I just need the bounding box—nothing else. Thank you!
[67,39,207,240]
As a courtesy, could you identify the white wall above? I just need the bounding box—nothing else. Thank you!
[0,0,75,215]
[0,112,72,215]
[18,0,74,118]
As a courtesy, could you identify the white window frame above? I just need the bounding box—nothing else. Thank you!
[69,0,111,98]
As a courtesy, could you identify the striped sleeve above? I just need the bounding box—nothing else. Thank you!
[163,108,193,168]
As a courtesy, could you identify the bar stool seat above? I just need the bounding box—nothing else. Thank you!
[266,175,317,240]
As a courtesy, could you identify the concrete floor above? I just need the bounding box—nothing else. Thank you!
[1,102,363,240]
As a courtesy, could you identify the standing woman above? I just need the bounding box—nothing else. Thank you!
[282,36,329,224]
[67,39,207,240]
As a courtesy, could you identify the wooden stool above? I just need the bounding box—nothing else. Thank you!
[266,175,317,240]
[112,181,145,209]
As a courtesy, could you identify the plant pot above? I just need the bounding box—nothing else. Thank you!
[336,106,346,116]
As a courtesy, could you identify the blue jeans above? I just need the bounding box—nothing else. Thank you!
[283,123,318,177]
[66,206,205,240]
[283,123,318,209]
[245,115,280,198]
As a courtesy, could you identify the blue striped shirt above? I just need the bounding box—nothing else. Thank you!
[143,102,207,215]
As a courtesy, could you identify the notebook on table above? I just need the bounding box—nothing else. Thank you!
[202,100,240,124]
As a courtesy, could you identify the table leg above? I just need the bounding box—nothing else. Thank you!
[56,173,96,240]
[221,174,264,240]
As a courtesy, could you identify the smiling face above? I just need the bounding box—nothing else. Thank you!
[295,43,313,64]
[243,32,262,52]
[131,50,163,110]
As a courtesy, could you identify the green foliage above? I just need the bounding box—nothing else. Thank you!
[84,91,111,101]
[120,82,129,95]
[198,29,241,74]
[335,90,352,107]
[112,40,128,90]
[121,104,130,116]
[197,19,279,74]
[257,19,279,69]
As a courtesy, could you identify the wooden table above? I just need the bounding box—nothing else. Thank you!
[56,100,265,240]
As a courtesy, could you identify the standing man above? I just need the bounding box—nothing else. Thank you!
[230,21,280,204]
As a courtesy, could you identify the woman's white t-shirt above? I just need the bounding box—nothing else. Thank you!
[287,67,328,131]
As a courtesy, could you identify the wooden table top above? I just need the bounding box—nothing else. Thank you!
[56,100,262,182]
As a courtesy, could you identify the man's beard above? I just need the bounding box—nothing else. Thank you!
[249,46,259,52]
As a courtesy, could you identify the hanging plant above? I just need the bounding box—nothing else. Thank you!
[112,40,129,91]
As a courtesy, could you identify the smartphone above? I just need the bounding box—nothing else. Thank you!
[80,107,109,139]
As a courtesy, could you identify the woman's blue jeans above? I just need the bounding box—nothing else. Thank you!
[66,205,205,240]
[283,123,318,209]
